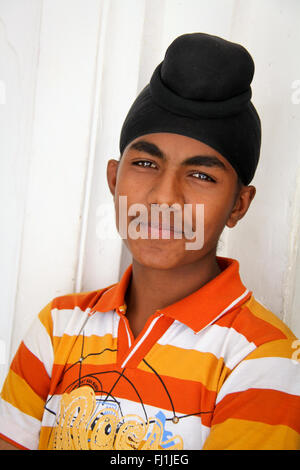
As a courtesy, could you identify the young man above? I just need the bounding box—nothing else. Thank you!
[1,33,300,450]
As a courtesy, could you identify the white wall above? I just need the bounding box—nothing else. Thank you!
[1,0,300,388]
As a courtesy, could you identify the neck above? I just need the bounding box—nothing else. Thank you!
[125,251,221,338]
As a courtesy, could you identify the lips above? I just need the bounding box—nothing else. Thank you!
[139,221,184,238]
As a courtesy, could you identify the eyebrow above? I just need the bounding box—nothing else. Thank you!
[128,140,228,171]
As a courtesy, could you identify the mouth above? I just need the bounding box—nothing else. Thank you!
[138,221,184,239]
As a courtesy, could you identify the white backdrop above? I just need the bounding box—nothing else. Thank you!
[1,0,300,388]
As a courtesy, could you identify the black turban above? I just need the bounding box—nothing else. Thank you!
[119,32,261,185]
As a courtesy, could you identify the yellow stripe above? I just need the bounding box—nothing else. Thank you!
[1,369,45,420]
[245,296,296,339]
[53,334,118,365]
[138,343,231,391]
[243,338,297,361]
[38,301,54,340]
[203,418,300,450]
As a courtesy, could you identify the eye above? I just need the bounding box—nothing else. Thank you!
[190,171,216,183]
[132,160,157,169]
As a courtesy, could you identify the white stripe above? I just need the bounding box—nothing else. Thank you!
[122,316,132,348]
[79,310,119,338]
[0,399,41,449]
[42,394,61,428]
[216,356,300,404]
[52,307,120,339]
[23,317,54,377]
[158,322,256,370]
[51,307,87,337]
[121,315,163,368]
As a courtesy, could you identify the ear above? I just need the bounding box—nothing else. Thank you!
[106,159,119,198]
[226,185,256,228]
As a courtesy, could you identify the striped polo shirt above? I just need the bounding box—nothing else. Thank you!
[1,256,300,450]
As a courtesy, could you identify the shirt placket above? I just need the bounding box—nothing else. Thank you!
[115,306,174,369]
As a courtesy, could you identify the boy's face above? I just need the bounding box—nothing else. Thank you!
[107,133,256,270]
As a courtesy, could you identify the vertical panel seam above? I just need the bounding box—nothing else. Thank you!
[74,0,110,293]
[282,163,300,326]
[9,0,45,362]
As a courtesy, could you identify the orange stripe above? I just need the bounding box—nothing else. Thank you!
[50,362,216,426]
[131,366,215,428]
[51,288,110,311]
[213,388,300,434]
[217,305,287,345]
[10,342,50,401]
[245,296,297,339]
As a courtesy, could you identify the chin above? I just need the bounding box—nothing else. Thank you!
[126,239,196,271]
[127,241,185,270]
[134,255,182,271]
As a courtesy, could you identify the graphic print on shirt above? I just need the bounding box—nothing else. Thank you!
[51,385,183,450]
[44,327,213,450]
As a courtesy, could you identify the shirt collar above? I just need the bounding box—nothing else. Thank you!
[92,256,252,333]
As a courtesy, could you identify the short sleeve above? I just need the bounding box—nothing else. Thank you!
[0,301,54,449]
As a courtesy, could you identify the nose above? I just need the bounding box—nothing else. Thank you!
[146,169,184,208]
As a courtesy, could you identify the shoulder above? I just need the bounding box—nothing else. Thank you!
[216,293,298,362]
[37,284,116,338]
[220,294,299,365]
[240,294,297,342]
[51,287,111,311]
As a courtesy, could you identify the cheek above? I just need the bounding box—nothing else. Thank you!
[115,169,149,206]
[113,189,147,236]
[191,196,233,240]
